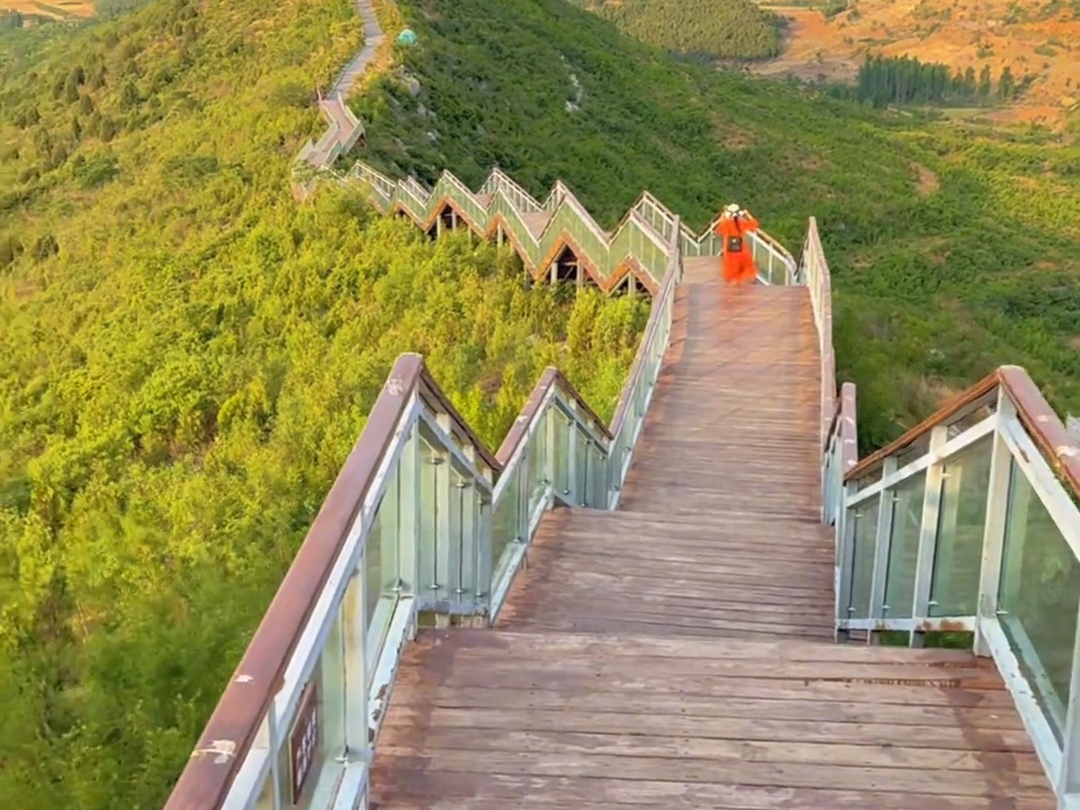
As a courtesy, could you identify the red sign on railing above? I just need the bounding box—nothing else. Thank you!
[289,680,320,803]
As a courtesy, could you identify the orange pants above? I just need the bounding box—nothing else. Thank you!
[721,253,757,285]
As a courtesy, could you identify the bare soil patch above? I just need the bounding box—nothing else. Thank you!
[912,161,940,195]
[1,0,93,18]
[749,0,1080,126]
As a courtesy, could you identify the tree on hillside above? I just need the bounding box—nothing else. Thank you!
[978,64,993,100]
[585,0,783,61]
[999,65,1016,101]
[854,54,982,107]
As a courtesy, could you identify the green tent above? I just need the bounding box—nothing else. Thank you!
[397,28,417,46]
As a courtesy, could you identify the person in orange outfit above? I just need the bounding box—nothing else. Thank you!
[714,202,761,285]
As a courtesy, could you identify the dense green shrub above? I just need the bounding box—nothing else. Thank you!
[573,0,783,61]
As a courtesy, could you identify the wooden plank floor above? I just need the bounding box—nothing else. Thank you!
[498,256,833,640]
[370,259,1055,809]
[495,507,835,640]
[618,256,824,520]
[373,631,1055,809]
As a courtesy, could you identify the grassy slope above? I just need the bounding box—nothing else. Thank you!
[353,0,1080,447]
[0,0,645,807]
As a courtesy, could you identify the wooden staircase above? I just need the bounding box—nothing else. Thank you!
[375,630,1049,809]
[496,508,834,641]
[370,262,1055,809]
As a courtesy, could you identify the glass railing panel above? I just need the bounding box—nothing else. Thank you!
[554,410,570,499]
[365,497,384,643]
[893,432,932,471]
[448,467,467,601]
[417,436,439,604]
[556,204,606,265]
[947,402,998,438]
[464,189,487,227]
[321,608,346,770]
[751,237,773,283]
[847,496,880,619]
[444,178,483,225]
[695,229,720,256]
[641,234,666,282]
[929,434,993,616]
[490,195,540,263]
[397,188,426,222]
[275,606,345,809]
[883,471,926,618]
[679,231,700,257]
[582,440,595,507]
[526,424,548,516]
[853,468,883,491]
[998,458,1080,740]
[590,441,607,508]
[607,426,625,496]
[574,428,589,506]
[365,457,399,664]
[491,463,521,583]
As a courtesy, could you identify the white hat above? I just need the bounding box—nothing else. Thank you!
[725,203,740,214]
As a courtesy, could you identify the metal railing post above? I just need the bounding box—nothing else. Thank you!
[909,425,949,647]
[974,394,1013,657]
[866,457,898,639]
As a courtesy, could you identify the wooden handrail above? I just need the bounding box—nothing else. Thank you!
[163,353,423,810]
[842,366,1080,497]
[494,367,613,466]
[999,365,1080,496]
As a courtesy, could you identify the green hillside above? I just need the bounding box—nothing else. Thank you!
[574,0,784,61]
[354,0,1080,445]
[0,1,644,807]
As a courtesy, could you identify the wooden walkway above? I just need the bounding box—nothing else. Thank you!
[496,257,833,641]
[371,258,1055,809]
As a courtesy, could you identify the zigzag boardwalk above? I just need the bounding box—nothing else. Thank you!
[368,257,1054,808]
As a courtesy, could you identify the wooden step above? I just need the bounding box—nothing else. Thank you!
[519,210,553,239]
[496,508,834,640]
[372,629,1054,810]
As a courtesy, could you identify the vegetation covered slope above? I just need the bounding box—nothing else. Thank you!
[1,0,1078,802]
[0,0,645,807]
[573,0,783,61]
[353,0,1080,447]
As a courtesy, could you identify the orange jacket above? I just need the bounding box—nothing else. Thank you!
[714,214,760,249]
